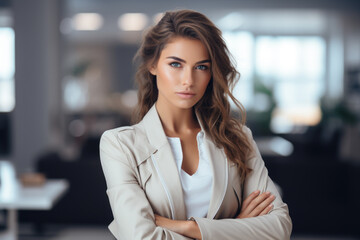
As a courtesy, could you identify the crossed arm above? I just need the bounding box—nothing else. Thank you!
[155,190,276,239]
[154,127,291,239]
[100,128,292,240]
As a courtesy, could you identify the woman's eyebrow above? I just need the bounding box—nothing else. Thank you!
[166,56,211,64]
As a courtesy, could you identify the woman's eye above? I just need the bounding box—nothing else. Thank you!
[170,62,181,68]
[196,65,208,70]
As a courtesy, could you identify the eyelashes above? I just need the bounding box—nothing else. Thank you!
[170,62,181,68]
[196,65,208,70]
[169,62,209,70]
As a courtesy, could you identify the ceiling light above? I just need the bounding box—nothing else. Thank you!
[118,13,148,31]
[72,13,103,31]
[217,12,244,31]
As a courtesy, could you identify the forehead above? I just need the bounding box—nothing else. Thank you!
[159,37,210,61]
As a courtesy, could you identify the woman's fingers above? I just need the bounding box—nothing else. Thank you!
[244,191,271,214]
[241,190,260,210]
[249,194,275,217]
[237,191,275,219]
[259,203,274,216]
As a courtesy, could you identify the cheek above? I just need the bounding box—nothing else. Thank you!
[197,72,211,92]
[157,67,179,89]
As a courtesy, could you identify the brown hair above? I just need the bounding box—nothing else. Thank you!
[133,9,252,180]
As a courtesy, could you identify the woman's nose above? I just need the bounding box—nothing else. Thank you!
[181,68,194,86]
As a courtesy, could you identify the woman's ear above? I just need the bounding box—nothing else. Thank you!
[149,65,156,75]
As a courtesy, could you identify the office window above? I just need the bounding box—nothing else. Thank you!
[223,31,255,109]
[224,32,326,133]
[0,27,15,112]
[0,27,14,156]
[255,36,326,133]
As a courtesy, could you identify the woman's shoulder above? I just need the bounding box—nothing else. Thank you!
[100,123,149,152]
[100,123,153,166]
[100,123,145,145]
[101,125,135,137]
[240,124,253,138]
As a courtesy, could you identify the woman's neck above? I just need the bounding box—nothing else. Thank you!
[155,101,200,136]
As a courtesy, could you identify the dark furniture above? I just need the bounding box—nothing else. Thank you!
[19,137,113,226]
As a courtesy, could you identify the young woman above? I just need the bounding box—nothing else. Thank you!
[100,9,292,240]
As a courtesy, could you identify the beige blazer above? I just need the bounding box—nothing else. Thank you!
[100,104,292,240]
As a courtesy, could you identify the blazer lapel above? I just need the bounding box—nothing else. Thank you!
[195,111,228,219]
[140,104,187,220]
[203,133,228,219]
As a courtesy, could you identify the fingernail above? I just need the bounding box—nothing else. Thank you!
[255,190,260,194]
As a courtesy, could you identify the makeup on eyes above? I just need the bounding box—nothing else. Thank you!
[168,60,210,71]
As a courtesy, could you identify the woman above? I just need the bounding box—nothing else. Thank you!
[100,9,292,240]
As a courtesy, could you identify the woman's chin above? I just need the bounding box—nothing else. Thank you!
[174,101,199,110]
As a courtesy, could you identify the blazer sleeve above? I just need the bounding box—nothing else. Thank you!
[191,127,292,240]
[100,130,192,240]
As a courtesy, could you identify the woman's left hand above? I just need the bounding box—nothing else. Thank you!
[154,214,202,239]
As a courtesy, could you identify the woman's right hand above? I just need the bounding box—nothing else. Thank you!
[236,190,275,219]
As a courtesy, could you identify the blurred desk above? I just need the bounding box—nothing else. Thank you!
[0,179,68,240]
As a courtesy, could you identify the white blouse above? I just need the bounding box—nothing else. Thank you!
[166,131,213,219]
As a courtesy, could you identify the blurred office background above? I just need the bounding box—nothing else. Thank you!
[0,0,360,239]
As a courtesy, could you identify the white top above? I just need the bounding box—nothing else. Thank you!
[166,131,213,219]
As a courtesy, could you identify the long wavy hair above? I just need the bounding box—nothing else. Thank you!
[133,9,252,180]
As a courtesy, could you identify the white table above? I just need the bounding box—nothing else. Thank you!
[0,179,69,240]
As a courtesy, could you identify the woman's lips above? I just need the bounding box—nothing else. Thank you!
[176,92,196,99]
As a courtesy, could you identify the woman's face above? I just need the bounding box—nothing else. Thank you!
[150,36,211,110]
